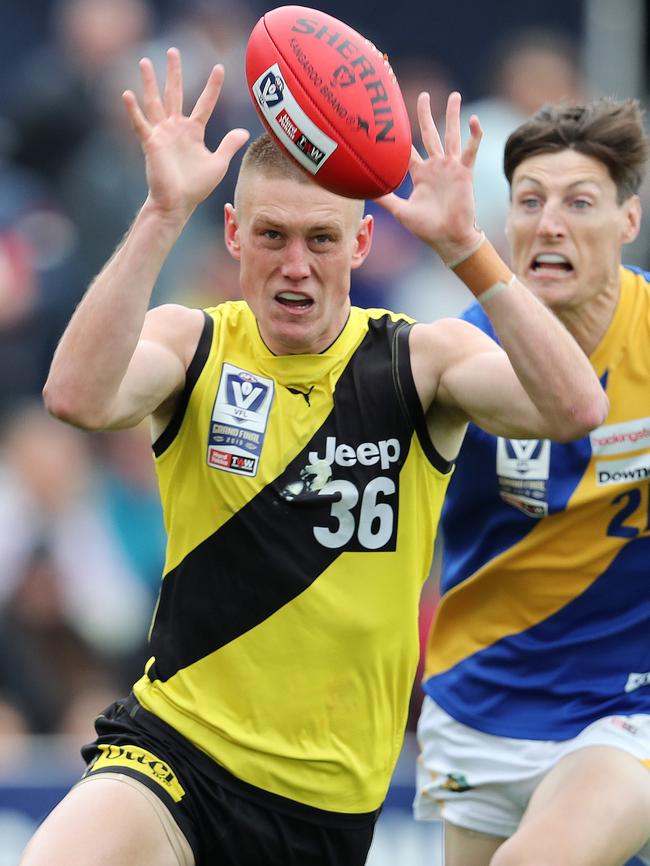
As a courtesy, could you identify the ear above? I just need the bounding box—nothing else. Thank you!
[350,214,374,270]
[621,195,642,246]
[224,203,241,261]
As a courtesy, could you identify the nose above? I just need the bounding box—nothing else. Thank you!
[281,238,311,280]
[536,201,566,239]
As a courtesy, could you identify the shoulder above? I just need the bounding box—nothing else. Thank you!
[408,318,503,411]
[142,304,207,369]
[145,303,204,326]
[410,317,500,361]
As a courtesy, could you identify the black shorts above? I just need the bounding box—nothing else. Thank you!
[81,694,379,866]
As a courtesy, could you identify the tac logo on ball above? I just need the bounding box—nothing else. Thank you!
[246,5,412,199]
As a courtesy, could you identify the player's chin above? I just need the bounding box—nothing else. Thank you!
[528,276,578,309]
[525,268,576,292]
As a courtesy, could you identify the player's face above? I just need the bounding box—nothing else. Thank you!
[225,175,372,355]
[506,149,641,314]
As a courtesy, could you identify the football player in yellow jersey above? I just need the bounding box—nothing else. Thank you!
[416,101,650,866]
[23,49,605,866]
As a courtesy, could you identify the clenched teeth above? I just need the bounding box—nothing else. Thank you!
[278,291,310,301]
[535,254,570,264]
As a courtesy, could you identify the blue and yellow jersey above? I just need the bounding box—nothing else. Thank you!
[133,301,452,813]
[423,266,650,740]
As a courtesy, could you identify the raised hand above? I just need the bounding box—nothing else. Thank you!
[122,48,250,221]
[377,91,483,264]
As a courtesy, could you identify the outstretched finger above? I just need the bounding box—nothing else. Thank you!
[140,57,165,123]
[461,113,483,168]
[409,142,424,167]
[374,190,406,221]
[122,89,152,141]
[163,47,184,116]
[417,92,443,158]
[443,91,462,158]
[208,127,251,185]
[190,64,225,127]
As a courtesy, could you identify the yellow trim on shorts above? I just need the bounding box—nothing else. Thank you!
[89,744,185,802]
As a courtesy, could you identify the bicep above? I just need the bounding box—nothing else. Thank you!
[440,347,549,438]
[105,338,186,429]
[412,319,550,440]
[103,304,204,430]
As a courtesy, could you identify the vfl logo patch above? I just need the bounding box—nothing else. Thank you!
[89,744,185,802]
[257,70,285,108]
[252,63,337,175]
[208,363,274,477]
[496,438,550,518]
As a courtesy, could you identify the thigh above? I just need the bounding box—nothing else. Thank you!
[415,697,544,838]
[491,745,650,866]
[444,820,505,866]
[20,776,185,866]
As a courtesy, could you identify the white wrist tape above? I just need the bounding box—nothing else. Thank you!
[478,274,518,305]
[444,231,486,269]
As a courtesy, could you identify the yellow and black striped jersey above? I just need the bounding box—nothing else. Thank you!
[134,301,452,813]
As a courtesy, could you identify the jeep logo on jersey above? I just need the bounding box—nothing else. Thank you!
[256,70,284,108]
[308,435,400,470]
[208,363,275,477]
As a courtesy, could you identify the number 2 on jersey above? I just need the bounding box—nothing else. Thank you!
[607,483,650,538]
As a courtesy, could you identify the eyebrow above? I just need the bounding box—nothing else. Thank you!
[252,214,343,232]
[515,176,602,191]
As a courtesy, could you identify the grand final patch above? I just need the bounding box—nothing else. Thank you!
[496,437,550,518]
[207,363,275,477]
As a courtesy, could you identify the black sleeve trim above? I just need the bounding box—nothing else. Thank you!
[152,311,214,458]
[392,321,454,474]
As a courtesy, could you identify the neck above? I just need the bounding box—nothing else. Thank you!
[552,280,620,357]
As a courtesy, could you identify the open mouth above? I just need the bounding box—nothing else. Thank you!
[530,253,574,275]
[276,291,314,310]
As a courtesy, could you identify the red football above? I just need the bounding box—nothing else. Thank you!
[245,5,412,199]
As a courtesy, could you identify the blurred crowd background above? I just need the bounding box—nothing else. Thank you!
[0,0,648,792]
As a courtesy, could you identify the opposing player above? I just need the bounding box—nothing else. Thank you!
[415,98,650,866]
[22,50,606,866]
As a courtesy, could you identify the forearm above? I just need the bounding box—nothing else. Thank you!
[455,244,609,437]
[43,198,187,427]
